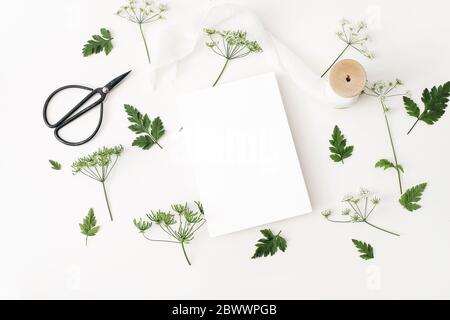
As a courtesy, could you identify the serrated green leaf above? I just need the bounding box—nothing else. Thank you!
[104,41,113,55]
[87,226,101,236]
[252,229,287,259]
[49,160,62,170]
[375,159,395,170]
[100,28,112,40]
[277,236,287,252]
[329,125,353,164]
[330,154,342,162]
[405,82,450,133]
[151,117,165,140]
[352,239,374,260]
[260,229,274,240]
[142,115,151,131]
[125,104,148,134]
[403,96,420,118]
[375,159,404,174]
[399,183,427,212]
[83,28,114,57]
[132,135,156,150]
[79,208,100,246]
[124,104,165,150]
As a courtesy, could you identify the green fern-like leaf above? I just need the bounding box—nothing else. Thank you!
[252,229,287,259]
[405,82,450,134]
[124,104,165,150]
[399,183,427,212]
[79,208,100,246]
[352,239,374,260]
[329,125,354,164]
[375,159,404,173]
[404,96,420,118]
[49,160,62,170]
[82,28,114,57]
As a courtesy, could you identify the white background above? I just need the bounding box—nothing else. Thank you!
[1,0,450,299]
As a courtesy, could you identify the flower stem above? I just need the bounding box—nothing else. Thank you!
[213,58,230,87]
[407,119,420,135]
[181,242,191,266]
[101,181,113,221]
[139,23,151,64]
[381,101,403,195]
[85,236,88,247]
[364,221,400,237]
[142,234,179,244]
[321,44,350,78]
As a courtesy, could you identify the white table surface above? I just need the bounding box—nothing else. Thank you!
[1,0,450,299]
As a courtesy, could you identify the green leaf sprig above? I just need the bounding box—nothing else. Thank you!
[79,208,100,246]
[116,0,168,64]
[82,28,114,57]
[321,19,373,78]
[399,183,427,212]
[363,79,408,195]
[352,239,374,260]
[375,159,404,175]
[322,188,400,237]
[204,29,263,87]
[134,201,206,266]
[72,145,124,221]
[329,125,353,164]
[404,82,450,134]
[251,229,287,259]
[124,104,165,150]
[49,160,62,170]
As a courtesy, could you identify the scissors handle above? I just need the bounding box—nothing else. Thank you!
[43,85,106,146]
[43,85,106,128]
[55,103,104,146]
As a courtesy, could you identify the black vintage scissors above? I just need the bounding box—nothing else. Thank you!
[43,71,131,146]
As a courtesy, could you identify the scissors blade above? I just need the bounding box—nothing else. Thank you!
[104,70,132,91]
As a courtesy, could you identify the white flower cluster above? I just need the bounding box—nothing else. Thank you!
[336,19,374,59]
[363,79,410,108]
[322,188,382,225]
[204,29,263,59]
[116,0,168,24]
[342,187,372,204]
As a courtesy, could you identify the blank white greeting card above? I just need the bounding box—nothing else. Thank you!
[177,73,311,237]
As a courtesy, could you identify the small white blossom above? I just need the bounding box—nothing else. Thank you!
[357,188,371,199]
[342,193,355,202]
[321,210,332,219]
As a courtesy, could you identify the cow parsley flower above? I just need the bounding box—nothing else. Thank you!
[204,29,263,86]
[323,188,399,237]
[322,19,374,78]
[116,0,168,64]
[134,202,206,266]
[72,145,124,221]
